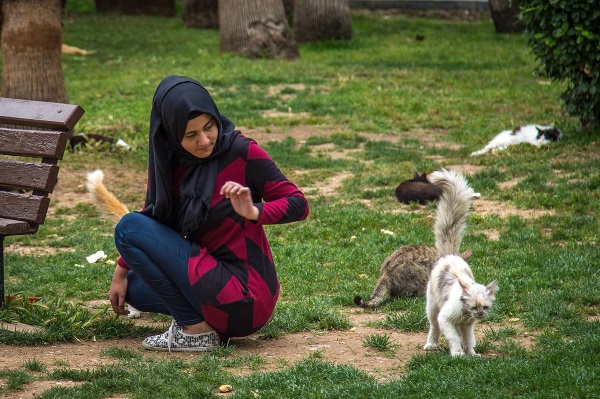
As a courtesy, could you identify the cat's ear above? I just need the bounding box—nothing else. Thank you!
[460,249,473,261]
[413,171,420,180]
[486,280,499,295]
[458,278,471,293]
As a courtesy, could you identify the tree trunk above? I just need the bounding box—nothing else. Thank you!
[294,0,352,43]
[219,0,298,59]
[182,0,218,29]
[282,0,294,23]
[1,0,68,103]
[95,0,175,17]
[488,0,524,34]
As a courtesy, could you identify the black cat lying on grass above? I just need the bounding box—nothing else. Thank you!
[395,172,442,204]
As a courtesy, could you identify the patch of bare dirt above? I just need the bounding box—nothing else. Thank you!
[242,125,330,145]
[472,198,555,219]
[3,245,75,256]
[1,380,82,399]
[226,311,425,382]
[0,309,534,395]
[310,143,364,161]
[498,178,520,190]
[49,163,147,215]
[444,163,486,175]
[261,109,312,119]
[240,125,406,147]
[404,129,464,151]
[309,171,355,197]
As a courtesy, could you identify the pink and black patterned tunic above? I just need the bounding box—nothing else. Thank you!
[186,134,308,337]
[121,134,308,338]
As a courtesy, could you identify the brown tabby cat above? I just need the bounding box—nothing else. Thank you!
[354,245,472,309]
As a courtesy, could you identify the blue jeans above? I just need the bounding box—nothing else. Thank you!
[114,212,204,326]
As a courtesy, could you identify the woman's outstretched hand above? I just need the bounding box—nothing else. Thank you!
[109,266,130,316]
[220,181,259,221]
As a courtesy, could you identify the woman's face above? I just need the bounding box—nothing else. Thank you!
[181,114,218,158]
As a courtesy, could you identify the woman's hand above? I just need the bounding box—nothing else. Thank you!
[220,181,259,221]
[108,266,129,315]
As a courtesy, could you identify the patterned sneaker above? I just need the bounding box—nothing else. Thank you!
[142,320,220,352]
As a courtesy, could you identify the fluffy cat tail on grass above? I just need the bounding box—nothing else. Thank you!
[424,168,498,357]
[353,168,476,310]
[86,170,129,223]
[427,168,476,256]
[86,170,140,319]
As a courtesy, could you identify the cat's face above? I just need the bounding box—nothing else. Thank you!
[460,281,498,319]
[537,127,562,142]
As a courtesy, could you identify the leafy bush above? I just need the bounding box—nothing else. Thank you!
[520,0,600,127]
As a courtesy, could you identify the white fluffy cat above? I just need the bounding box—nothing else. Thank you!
[423,169,498,357]
[470,124,562,156]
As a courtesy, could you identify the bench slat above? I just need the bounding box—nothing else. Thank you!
[0,97,85,308]
[0,218,35,236]
[0,98,84,131]
[0,159,59,192]
[0,192,49,224]
[0,128,68,159]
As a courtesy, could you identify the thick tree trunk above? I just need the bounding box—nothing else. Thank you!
[488,0,524,34]
[294,0,352,43]
[1,0,68,103]
[219,0,298,59]
[282,0,294,23]
[182,0,218,29]
[95,0,175,17]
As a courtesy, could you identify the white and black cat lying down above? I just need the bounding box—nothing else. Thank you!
[471,124,562,156]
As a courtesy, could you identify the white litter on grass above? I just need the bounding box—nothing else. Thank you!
[86,250,107,263]
[380,229,395,236]
[127,304,141,319]
[115,138,132,151]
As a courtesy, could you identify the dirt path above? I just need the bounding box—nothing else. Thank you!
[0,310,428,398]
[0,308,533,394]
[0,309,534,399]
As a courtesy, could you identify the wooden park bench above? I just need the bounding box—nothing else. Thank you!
[0,97,84,307]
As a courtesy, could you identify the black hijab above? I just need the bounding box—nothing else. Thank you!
[144,75,239,235]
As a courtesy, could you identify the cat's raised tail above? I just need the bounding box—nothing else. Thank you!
[427,169,476,257]
[86,170,129,223]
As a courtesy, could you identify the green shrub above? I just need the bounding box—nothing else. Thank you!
[520,0,600,127]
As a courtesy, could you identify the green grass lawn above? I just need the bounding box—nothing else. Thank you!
[0,1,599,398]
